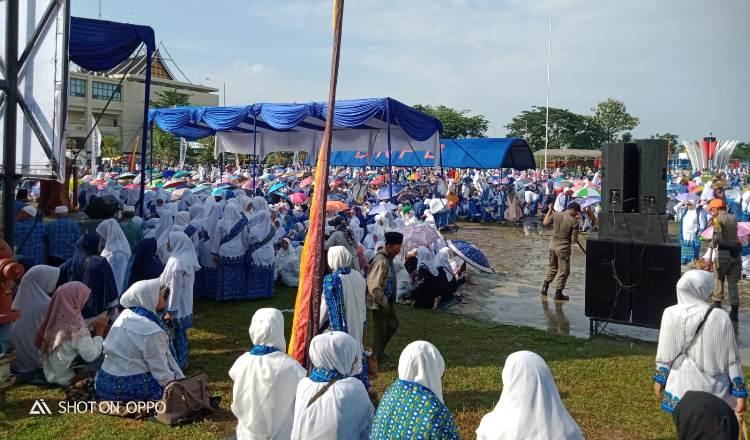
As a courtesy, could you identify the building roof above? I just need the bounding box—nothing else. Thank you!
[533,148,601,158]
[79,48,177,80]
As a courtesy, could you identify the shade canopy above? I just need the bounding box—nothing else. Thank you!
[70,17,156,71]
[317,137,535,169]
[147,98,443,160]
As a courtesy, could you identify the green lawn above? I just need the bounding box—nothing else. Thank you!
[1,286,676,440]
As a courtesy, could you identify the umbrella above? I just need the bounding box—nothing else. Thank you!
[328,193,347,201]
[300,177,314,187]
[173,170,190,178]
[674,193,700,202]
[191,183,212,194]
[368,202,397,215]
[163,179,187,189]
[376,187,402,200]
[370,175,386,186]
[170,188,188,201]
[268,181,287,194]
[401,224,442,255]
[123,183,139,189]
[573,187,600,198]
[326,200,349,212]
[117,172,136,180]
[289,193,308,204]
[575,196,601,209]
[448,239,495,273]
[408,173,422,181]
[701,222,750,244]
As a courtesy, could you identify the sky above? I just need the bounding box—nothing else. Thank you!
[73,0,750,142]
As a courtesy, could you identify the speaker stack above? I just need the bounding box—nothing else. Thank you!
[585,140,680,331]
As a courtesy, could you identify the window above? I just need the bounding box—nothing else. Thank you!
[69,78,86,97]
[92,81,121,101]
[113,119,118,127]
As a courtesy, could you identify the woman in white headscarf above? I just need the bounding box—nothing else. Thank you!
[319,246,369,388]
[160,231,200,368]
[229,308,306,440]
[476,350,583,440]
[95,218,132,294]
[291,332,374,440]
[274,238,299,287]
[245,198,276,299]
[410,247,449,308]
[653,270,747,414]
[11,265,60,377]
[195,196,221,298]
[677,200,702,264]
[371,341,459,439]
[213,203,249,301]
[435,247,459,296]
[95,279,184,401]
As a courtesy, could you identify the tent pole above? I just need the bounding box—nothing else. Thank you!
[252,114,257,192]
[2,0,18,245]
[137,46,153,217]
[148,123,154,180]
[387,103,392,198]
[544,16,552,170]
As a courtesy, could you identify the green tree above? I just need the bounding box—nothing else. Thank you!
[150,89,190,166]
[266,152,294,166]
[195,137,217,165]
[731,142,750,162]
[100,135,122,158]
[412,104,489,138]
[649,132,679,148]
[505,106,606,150]
[592,98,640,142]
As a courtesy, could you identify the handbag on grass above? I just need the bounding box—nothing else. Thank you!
[155,373,214,425]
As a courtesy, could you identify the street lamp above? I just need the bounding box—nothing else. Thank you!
[205,77,226,106]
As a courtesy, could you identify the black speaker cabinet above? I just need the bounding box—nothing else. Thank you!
[601,143,639,213]
[585,238,632,322]
[597,212,669,244]
[636,139,668,214]
[630,242,680,326]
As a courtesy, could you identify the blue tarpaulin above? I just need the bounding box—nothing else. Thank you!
[313,138,535,169]
[69,17,155,71]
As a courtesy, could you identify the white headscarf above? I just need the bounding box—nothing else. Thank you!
[202,195,222,241]
[476,351,583,440]
[221,203,244,232]
[656,270,739,376]
[118,279,163,335]
[321,247,367,353]
[291,331,374,440]
[398,340,445,402]
[163,231,201,277]
[229,309,306,440]
[11,265,60,373]
[174,211,191,227]
[416,246,440,276]
[96,218,132,259]
[436,247,455,281]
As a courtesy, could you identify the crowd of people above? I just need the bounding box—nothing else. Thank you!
[7,162,750,439]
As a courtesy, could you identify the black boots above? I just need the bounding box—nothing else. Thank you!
[730,305,739,322]
[540,281,550,296]
[554,289,569,301]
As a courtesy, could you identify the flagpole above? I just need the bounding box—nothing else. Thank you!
[289,0,345,365]
[544,16,551,169]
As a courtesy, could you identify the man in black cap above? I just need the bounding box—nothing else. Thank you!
[366,231,403,370]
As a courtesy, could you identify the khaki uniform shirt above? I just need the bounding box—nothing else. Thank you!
[712,211,739,247]
[549,211,579,251]
[366,252,392,310]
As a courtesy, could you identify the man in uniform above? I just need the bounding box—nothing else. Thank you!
[366,231,402,369]
[541,201,581,301]
[709,198,741,321]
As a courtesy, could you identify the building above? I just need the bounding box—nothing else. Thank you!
[67,47,219,156]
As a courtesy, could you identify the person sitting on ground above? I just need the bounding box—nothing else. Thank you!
[409,247,450,309]
[125,237,164,289]
[229,308,306,440]
[672,390,740,440]
[14,205,47,267]
[371,341,460,439]
[476,350,583,439]
[119,205,143,251]
[35,281,107,386]
[57,233,100,287]
[11,265,60,381]
[95,279,183,401]
[96,218,132,295]
[653,270,747,414]
[274,238,300,287]
[291,331,374,440]
[47,206,81,267]
[80,256,119,322]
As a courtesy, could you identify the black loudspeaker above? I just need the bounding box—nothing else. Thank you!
[585,238,632,322]
[597,212,669,244]
[585,237,680,328]
[636,139,668,214]
[601,143,639,213]
[84,195,119,219]
[630,242,680,326]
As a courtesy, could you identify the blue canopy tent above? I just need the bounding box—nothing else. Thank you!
[314,137,536,169]
[69,17,155,215]
[149,97,443,194]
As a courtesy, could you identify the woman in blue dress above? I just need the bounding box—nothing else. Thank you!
[370,341,460,439]
[245,197,276,299]
[212,202,249,301]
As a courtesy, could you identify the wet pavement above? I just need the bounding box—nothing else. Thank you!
[446,222,750,365]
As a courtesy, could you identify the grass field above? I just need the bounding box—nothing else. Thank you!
[1,285,678,439]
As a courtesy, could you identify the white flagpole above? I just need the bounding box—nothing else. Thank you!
[544,16,552,169]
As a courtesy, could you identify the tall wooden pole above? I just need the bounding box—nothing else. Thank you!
[289,0,345,365]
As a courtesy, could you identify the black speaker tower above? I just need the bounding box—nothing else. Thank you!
[586,139,679,332]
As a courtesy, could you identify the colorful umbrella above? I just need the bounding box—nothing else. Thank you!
[370,175,386,186]
[575,196,601,209]
[268,181,287,194]
[401,224,442,256]
[408,173,422,181]
[117,172,136,180]
[173,170,190,178]
[368,203,397,215]
[290,193,308,204]
[170,188,188,201]
[448,239,495,273]
[300,177,314,187]
[326,200,349,212]
[163,179,187,189]
[674,193,700,202]
[191,183,212,194]
[573,187,600,198]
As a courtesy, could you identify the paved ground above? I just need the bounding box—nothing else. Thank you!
[447,221,750,364]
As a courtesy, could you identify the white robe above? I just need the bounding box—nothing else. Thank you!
[96,218,132,294]
[319,247,367,352]
[160,232,200,321]
[229,309,306,440]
